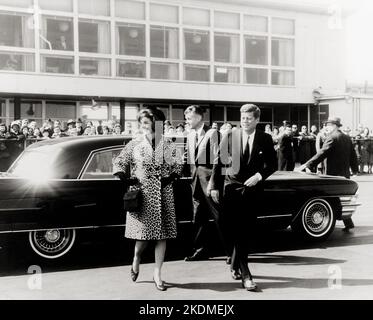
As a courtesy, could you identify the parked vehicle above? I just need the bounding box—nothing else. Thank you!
[0,136,360,259]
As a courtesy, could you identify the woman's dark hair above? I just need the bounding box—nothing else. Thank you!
[137,107,166,131]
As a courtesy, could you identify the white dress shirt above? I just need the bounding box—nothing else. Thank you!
[242,130,255,156]
[242,129,262,182]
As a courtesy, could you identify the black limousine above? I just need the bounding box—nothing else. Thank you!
[0,136,360,259]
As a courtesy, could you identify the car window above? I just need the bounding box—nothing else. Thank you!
[81,148,122,180]
[8,145,62,180]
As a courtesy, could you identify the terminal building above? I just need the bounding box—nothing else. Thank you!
[0,0,360,131]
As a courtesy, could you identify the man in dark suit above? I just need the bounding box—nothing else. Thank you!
[183,105,227,261]
[209,104,277,291]
[297,116,359,230]
[277,124,295,171]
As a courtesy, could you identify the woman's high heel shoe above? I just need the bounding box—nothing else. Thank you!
[130,267,139,282]
[153,277,166,291]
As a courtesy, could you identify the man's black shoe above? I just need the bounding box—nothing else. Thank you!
[184,249,208,261]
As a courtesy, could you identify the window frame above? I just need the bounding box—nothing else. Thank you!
[79,145,125,180]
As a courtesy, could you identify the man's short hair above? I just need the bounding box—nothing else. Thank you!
[184,105,205,117]
[240,104,260,119]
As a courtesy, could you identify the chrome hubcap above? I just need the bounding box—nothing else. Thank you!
[312,212,323,224]
[304,201,331,234]
[45,230,60,243]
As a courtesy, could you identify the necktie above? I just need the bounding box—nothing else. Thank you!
[243,135,250,163]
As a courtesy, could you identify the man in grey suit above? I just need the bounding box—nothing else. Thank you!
[297,116,359,230]
[209,104,277,291]
[183,105,228,261]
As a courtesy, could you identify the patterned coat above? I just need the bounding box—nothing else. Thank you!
[113,136,183,240]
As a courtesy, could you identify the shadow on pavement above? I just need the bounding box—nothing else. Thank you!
[0,224,373,278]
[254,275,373,290]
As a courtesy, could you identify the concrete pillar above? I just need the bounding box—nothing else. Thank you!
[119,99,125,130]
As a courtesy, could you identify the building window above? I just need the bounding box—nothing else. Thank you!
[115,0,145,20]
[184,29,209,61]
[244,15,268,33]
[184,64,209,82]
[116,23,145,56]
[78,0,110,16]
[214,66,239,83]
[244,35,268,65]
[79,20,110,54]
[80,101,108,124]
[117,60,145,78]
[150,3,178,24]
[214,32,239,63]
[271,70,294,86]
[226,106,240,122]
[151,62,178,80]
[150,26,178,59]
[211,106,225,123]
[0,99,6,123]
[112,103,139,124]
[41,55,74,74]
[38,0,73,12]
[183,7,210,27]
[0,52,34,71]
[245,68,268,84]
[41,17,74,51]
[214,11,240,30]
[0,13,34,48]
[0,0,32,8]
[272,18,295,35]
[46,102,76,128]
[271,38,294,67]
[79,58,111,76]
[20,101,42,126]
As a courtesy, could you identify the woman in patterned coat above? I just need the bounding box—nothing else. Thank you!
[113,108,183,291]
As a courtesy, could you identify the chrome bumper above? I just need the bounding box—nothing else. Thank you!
[339,194,361,219]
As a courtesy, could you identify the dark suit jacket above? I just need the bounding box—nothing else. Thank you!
[277,134,294,169]
[210,129,277,191]
[185,124,221,196]
[304,129,358,178]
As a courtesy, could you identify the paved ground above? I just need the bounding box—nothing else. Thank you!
[0,175,372,300]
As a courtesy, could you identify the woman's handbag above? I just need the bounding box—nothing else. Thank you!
[123,184,142,212]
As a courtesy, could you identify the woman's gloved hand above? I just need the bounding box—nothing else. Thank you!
[113,172,126,182]
[113,172,139,186]
[161,172,179,188]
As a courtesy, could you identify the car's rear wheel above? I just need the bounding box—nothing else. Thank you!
[291,199,336,241]
[29,229,76,259]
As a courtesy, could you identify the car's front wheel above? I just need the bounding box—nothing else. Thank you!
[291,199,336,241]
[29,229,76,259]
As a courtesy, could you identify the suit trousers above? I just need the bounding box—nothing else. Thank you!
[192,176,227,255]
[222,182,261,278]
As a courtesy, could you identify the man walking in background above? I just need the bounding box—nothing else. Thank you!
[297,116,359,231]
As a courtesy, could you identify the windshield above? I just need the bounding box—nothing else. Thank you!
[8,146,61,180]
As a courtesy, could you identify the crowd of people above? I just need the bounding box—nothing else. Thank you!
[266,121,373,174]
[0,118,134,141]
[1,116,373,175]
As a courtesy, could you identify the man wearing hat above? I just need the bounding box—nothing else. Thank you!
[297,116,359,230]
[66,119,76,136]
